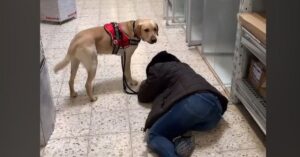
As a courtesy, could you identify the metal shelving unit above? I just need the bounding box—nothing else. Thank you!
[233,28,267,134]
[231,0,266,134]
[235,79,266,133]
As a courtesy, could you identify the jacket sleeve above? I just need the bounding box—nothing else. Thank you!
[138,67,163,103]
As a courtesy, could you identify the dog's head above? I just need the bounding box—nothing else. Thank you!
[134,19,159,44]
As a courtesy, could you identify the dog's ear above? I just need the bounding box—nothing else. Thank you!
[134,23,142,38]
[155,23,159,36]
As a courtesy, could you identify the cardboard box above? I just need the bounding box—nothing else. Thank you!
[258,79,266,99]
[247,57,267,99]
[239,12,266,45]
[40,0,77,23]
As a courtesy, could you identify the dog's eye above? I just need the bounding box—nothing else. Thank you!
[144,29,149,32]
[154,28,157,31]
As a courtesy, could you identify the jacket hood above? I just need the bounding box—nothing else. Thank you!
[146,51,181,76]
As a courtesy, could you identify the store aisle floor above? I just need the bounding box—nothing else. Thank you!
[40,0,266,156]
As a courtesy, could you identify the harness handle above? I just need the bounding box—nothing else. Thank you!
[113,23,121,40]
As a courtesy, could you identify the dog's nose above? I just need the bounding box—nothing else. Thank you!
[151,38,157,43]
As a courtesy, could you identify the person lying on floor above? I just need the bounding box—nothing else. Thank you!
[137,51,228,157]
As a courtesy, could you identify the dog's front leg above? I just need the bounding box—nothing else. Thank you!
[124,49,138,86]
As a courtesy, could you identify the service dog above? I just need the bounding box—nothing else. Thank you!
[54,19,158,102]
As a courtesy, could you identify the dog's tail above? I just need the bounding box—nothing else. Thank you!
[54,54,71,73]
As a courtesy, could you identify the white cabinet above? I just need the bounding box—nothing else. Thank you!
[40,0,77,23]
[202,0,239,54]
[40,41,56,146]
[185,0,239,87]
[186,0,204,46]
[163,0,187,25]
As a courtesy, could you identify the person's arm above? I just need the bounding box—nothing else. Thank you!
[138,68,164,103]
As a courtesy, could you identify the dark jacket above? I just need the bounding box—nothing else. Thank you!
[138,54,228,131]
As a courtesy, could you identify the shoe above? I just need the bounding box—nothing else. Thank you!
[173,135,195,157]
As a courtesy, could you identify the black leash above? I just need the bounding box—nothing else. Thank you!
[118,21,140,95]
[121,52,138,95]
[108,21,140,94]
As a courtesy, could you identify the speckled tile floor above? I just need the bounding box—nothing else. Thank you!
[40,0,266,156]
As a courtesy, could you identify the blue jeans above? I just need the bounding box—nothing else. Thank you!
[147,92,223,157]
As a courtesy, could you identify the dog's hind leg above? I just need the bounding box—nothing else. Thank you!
[69,58,80,98]
[80,47,98,102]
[85,61,98,102]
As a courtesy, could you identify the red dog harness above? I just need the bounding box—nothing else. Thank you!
[103,22,140,95]
[104,22,140,55]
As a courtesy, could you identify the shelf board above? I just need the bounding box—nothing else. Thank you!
[241,28,266,65]
[239,12,266,45]
[235,79,266,134]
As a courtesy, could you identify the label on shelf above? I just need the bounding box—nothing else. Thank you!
[252,62,263,81]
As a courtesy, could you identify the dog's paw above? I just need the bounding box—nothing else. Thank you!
[129,79,139,86]
[71,92,78,98]
[90,96,98,102]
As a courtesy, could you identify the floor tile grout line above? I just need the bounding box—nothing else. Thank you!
[49,130,134,141]
[86,101,93,157]
[89,130,132,137]
[218,147,264,154]
[125,95,134,157]
[91,108,131,114]
[49,134,90,141]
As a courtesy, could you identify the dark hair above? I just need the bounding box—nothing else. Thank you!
[146,51,181,75]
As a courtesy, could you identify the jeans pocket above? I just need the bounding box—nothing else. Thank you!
[186,92,223,119]
[183,95,214,120]
[196,92,222,111]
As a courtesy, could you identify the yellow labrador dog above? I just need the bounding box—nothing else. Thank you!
[54,19,158,102]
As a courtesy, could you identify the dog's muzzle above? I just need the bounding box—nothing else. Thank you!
[150,38,157,44]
